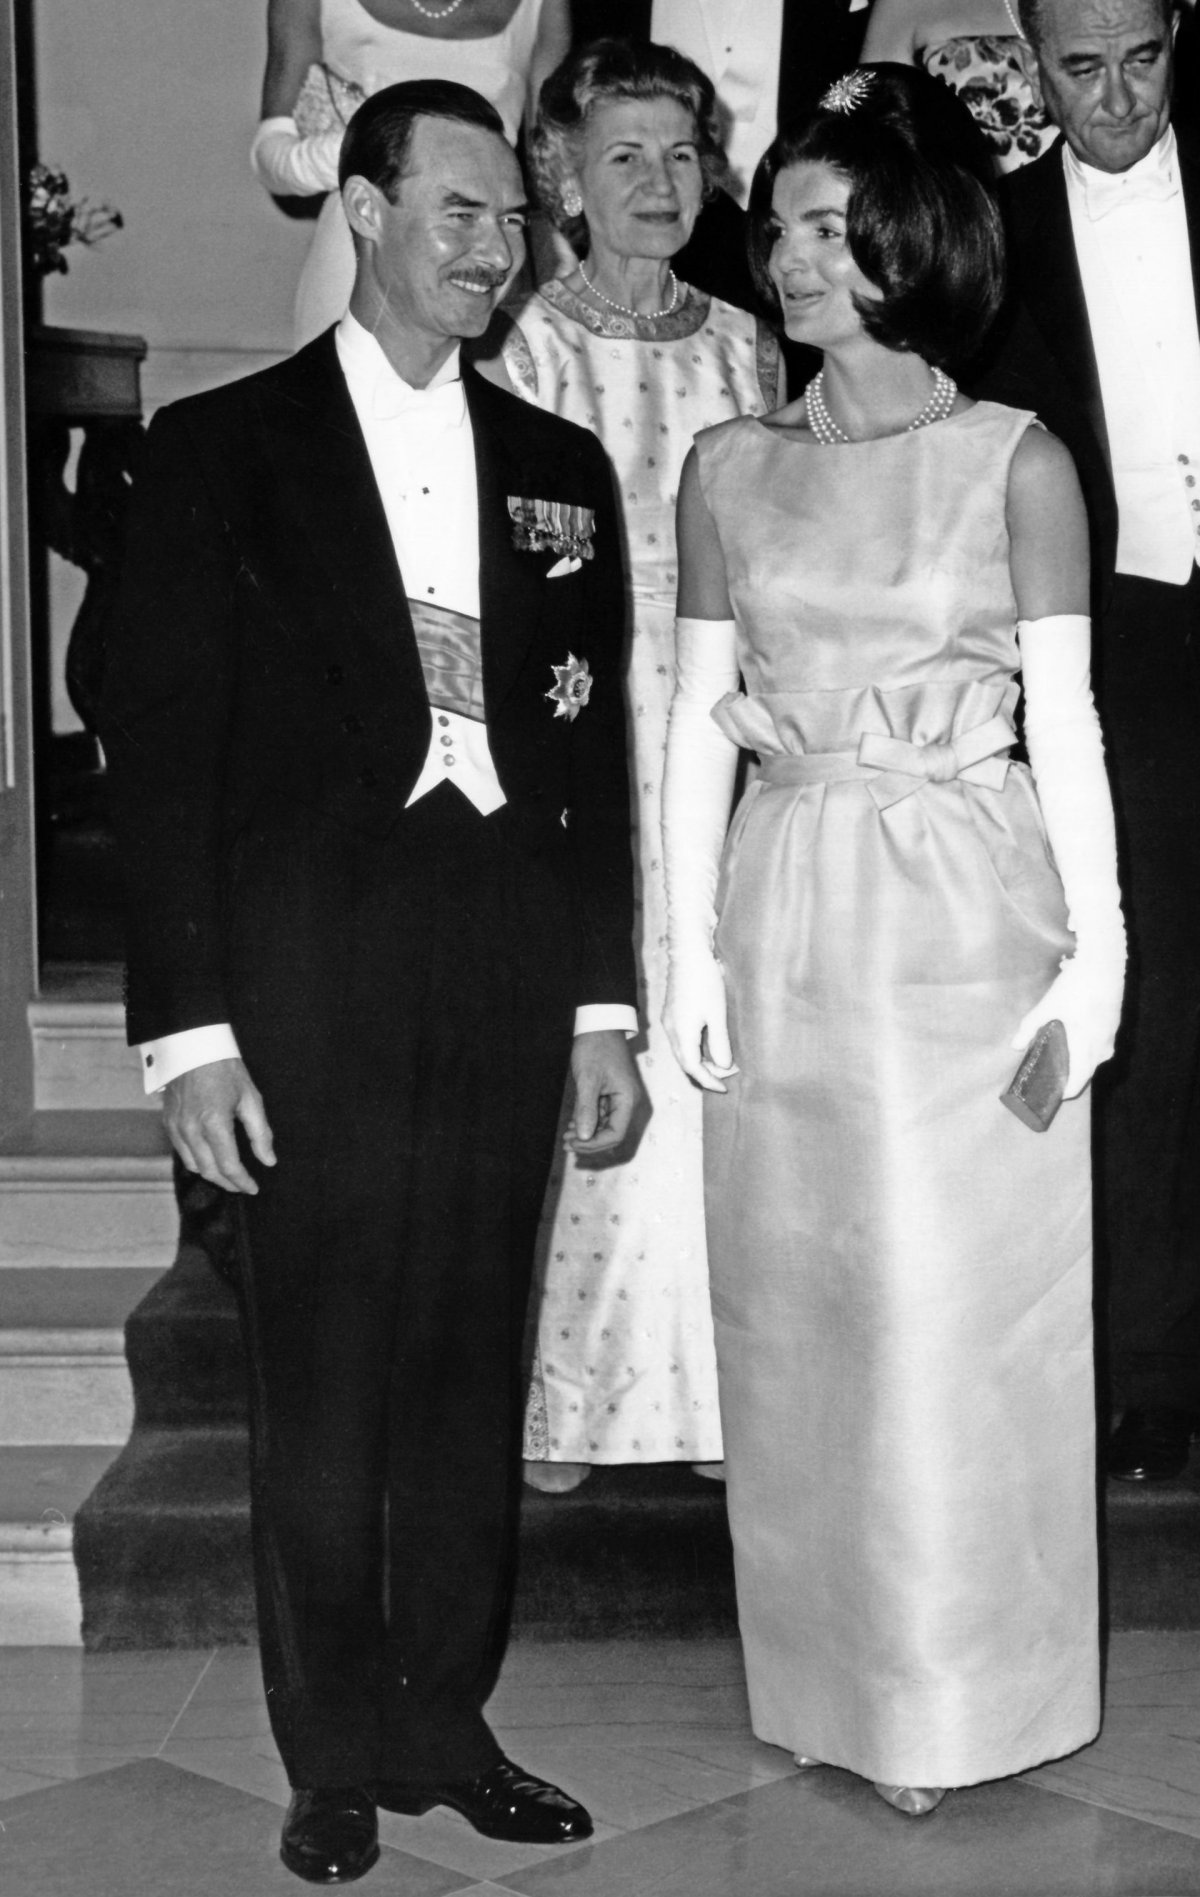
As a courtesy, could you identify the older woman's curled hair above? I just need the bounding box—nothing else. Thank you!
[529,35,732,253]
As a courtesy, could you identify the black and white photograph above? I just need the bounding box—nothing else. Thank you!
[0,1,1197,1891]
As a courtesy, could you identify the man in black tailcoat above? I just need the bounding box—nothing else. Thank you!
[101,80,641,1885]
[981,0,1200,1481]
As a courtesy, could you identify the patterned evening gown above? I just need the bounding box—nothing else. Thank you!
[696,402,1099,1786]
[920,34,1055,172]
[503,279,777,1464]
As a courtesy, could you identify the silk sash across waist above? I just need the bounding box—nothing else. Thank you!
[753,714,1015,810]
[408,598,486,723]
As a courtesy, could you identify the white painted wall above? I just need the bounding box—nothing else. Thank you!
[33,0,311,726]
[33,0,308,399]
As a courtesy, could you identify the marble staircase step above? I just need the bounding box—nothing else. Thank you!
[0,1267,165,1445]
[29,963,150,1111]
[0,1444,122,1642]
[0,1112,176,1271]
[73,1431,1200,1650]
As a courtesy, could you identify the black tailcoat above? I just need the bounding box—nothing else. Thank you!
[981,132,1200,595]
[101,333,637,1784]
[979,134,1200,1415]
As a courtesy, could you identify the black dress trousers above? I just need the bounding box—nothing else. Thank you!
[224,782,577,1788]
[1093,566,1200,1414]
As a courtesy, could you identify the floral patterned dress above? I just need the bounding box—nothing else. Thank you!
[501,278,778,1463]
[920,35,1055,171]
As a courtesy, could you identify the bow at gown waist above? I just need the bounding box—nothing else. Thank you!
[749,714,1015,809]
[712,675,1020,776]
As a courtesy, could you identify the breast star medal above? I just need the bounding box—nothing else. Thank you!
[545,653,593,722]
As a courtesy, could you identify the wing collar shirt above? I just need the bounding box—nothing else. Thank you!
[1064,126,1200,583]
[139,313,634,1092]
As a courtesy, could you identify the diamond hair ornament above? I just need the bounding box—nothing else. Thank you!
[820,71,875,114]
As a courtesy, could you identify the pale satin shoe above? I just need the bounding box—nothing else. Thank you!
[872,1782,946,1816]
[522,1460,591,1494]
[793,1754,824,1769]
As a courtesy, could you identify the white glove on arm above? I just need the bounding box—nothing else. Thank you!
[251,116,343,198]
[1012,614,1126,1097]
[661,617,741,1092]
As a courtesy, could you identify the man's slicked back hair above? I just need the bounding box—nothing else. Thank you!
[338,78,508,199]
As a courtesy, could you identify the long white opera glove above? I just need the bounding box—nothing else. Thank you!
[1012,614,1126,1097]
[250,116,343,198]
[661,617,741,1092]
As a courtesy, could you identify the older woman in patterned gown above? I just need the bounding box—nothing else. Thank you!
[488,38,781,1490]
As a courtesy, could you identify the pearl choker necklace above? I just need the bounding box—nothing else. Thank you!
[407,0,466,18]
[803,366,958,446]
[578,261,682,322]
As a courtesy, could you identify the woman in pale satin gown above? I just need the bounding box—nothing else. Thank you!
[252,0,570,349]
[662,67,1125,1818]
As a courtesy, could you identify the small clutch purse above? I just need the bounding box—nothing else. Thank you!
[293,62,367,137]
[1000,1018,1069,1133]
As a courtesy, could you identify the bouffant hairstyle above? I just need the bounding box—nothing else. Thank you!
[529,37,732,255]
[746,65,1005,371]
[339,77,507,198]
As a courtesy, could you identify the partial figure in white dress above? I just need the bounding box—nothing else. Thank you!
[487,38,779,1484]
[252,0,569,349]
[664,69,1125,1816]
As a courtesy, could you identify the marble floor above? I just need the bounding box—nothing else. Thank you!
[3,1633,1200,1895]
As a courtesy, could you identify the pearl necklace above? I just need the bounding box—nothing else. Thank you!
[578,261,682,322]
[407,0,466,18]
[803,366,958,446]
[1002,0,1027,38]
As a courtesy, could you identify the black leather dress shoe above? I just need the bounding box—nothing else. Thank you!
[375,1757,593,1843]
[1108,1407,1198,1482]
[280,1787,380,1884]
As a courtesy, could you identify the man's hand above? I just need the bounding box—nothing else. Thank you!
[163,1057,277,1195]
[564,1029,643,1157]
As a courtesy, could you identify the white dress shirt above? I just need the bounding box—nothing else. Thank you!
[1064,127,1200,584]
[652,0,784,205]
[140,314,635,1092]
[651,0,868,205]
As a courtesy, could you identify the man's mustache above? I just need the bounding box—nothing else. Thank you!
[449,270,511,291]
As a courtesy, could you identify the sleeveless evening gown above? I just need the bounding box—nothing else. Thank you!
[695,402,1100,1787]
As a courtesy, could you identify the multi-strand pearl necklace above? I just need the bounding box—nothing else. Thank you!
[578,261,682,321]
[803,366,958,446]
[407,0,466,19]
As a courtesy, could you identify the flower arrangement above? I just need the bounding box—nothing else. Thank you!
[23,163,123,278]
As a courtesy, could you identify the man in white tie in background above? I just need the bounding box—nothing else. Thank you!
[102,79,641,1885]
[984,0,1200,1483]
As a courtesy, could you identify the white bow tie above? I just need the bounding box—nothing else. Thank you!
[1082,162,1179,221]
[371,377,466,424]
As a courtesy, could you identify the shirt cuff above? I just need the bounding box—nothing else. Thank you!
[573,1004,639,1038]
[140,1023,242,1094]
